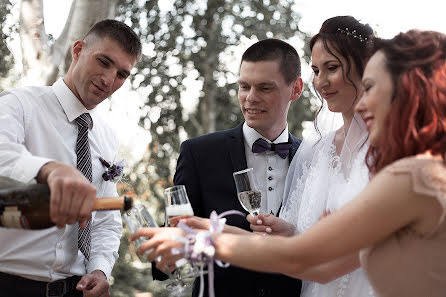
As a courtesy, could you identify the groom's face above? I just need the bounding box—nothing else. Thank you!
[238,60,302,140]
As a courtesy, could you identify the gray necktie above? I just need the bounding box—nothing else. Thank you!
[75,113,93,260]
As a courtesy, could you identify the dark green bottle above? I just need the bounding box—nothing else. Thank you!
[0,183,132,229]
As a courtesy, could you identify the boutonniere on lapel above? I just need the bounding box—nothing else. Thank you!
[99,157,125,182]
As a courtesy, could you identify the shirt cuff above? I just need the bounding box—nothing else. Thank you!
[86,257,114,280]
[11,155,53,183]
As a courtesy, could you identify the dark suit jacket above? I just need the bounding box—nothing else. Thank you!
[173,122,302,297]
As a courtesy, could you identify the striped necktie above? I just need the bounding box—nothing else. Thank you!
[75,113,93,260]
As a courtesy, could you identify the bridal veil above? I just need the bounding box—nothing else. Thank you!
[280,102,374,297]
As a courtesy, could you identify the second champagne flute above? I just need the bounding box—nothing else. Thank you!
[164,185,194,226]
[164,185,207,282]
[122,204,158,262]
[163,185,198,293]
[233,168,262,216]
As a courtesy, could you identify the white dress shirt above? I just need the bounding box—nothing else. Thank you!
[243,123,290,215]
[0,78,122,281]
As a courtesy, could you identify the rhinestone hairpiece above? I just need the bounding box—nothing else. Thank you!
[337,27,368,42]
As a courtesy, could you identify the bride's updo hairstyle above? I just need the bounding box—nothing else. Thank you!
[366,30,446,174]
[309,16,375,136]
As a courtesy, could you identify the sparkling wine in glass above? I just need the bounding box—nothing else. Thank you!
[233,168,261,216]
[164,185,200,293]
[164,185,194,226]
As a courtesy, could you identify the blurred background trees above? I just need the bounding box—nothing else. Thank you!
[0,0,16,91]
[0,0,315,295]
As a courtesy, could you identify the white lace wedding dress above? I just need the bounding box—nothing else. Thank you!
[280,112,375,297]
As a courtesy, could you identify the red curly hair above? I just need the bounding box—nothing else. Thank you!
[366,30,446,174]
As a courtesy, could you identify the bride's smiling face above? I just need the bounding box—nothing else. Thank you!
[311,40,362,115]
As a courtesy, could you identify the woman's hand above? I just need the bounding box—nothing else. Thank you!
[169,215,210,230]
[247,213,296,236]
[131,227,185,272]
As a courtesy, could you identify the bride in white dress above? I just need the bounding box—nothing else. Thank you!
[251,16,375,297]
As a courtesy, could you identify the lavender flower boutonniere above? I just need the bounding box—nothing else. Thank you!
[99,157,125,182]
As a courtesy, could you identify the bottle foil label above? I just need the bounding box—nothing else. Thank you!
[0,206,28,229]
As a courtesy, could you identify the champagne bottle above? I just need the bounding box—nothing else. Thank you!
[0,183,133,229]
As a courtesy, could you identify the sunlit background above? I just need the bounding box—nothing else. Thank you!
[1,1,445,296]
[38,0,446,164]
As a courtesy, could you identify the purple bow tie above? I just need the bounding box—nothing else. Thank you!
[252,138,292,159]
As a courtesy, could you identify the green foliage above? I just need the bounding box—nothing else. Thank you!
[288,87,316,138]
[116,0,314,203]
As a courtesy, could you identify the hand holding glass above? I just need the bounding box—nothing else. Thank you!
[122,204,158,261]
[233,168,262,216]
[164,185,205,284]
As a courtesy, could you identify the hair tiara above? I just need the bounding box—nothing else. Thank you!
[337,27,369,43]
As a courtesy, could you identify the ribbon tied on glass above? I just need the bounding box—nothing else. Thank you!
[172,210,245,297]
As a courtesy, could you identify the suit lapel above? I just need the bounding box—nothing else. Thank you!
[227,123,248,172]
[288,133,301,164]
[275,133,302,216]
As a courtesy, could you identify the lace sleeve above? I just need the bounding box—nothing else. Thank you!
[383,156,446,230]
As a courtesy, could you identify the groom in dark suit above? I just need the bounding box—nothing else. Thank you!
[174,39,303,297]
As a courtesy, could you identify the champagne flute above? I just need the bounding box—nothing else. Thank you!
[122,204,158,262]
[233,168,262,216]
[125,203,188,296]
[164,185,194,226]
[164,185,198,292]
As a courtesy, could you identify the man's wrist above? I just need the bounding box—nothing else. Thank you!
[91,269,107,280]
[87,258,114,280]
[35,161,57,183]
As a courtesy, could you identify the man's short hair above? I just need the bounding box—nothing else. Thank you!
[241,38,301,85]
[84,19,142,60]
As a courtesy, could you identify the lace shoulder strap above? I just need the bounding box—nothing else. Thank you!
[383,155,446,227]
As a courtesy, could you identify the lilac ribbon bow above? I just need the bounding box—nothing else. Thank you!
[252,138,292,159]
[174,210,245,297]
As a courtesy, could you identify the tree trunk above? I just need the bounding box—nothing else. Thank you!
[20,0,118,86]
[19,0,52,85]
[199,0,223,134]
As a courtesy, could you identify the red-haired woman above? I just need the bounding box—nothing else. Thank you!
[134,30,446,297]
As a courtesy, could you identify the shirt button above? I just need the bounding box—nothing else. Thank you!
[268,176,273,181]
[268,187,273,191]
[268,166,273,171]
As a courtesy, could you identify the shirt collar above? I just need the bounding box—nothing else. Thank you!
[243,122,289,148]
[53,78,95,129]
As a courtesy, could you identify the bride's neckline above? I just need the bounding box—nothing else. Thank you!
[333,126,347,157]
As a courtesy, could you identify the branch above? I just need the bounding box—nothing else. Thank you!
[51,0,119,76]
[188,113,204,136]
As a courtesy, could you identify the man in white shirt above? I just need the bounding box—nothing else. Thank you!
[0,19,141,297]
[168,39,304,297]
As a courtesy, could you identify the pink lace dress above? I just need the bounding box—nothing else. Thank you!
[360,155,446,297]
